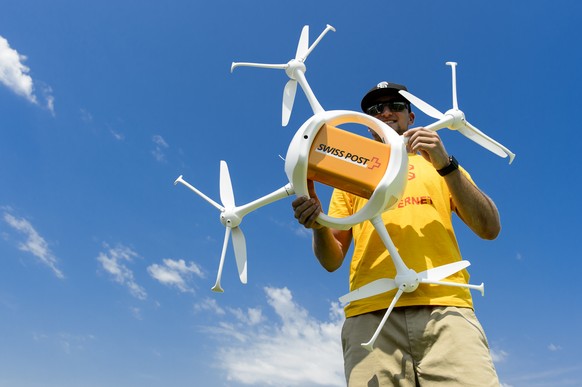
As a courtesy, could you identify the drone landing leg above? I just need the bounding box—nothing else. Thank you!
[174,175,223,211]
[361,287,404,352]
[211,227,231,293]
[421,279,485,296]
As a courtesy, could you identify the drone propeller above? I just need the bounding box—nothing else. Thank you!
[340,260,472,306]
[399,62,515,164]
[174,161,247,293]
[175,162,297,292]
[232,24,335,126]
[417,260,470,282]
[281,26,309,126]
[215,161,248,291]
[340,259,478,351]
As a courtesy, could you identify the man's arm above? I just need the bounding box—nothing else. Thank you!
[443,169,500,240]
[291,182,352,272]
[405,127,501,240]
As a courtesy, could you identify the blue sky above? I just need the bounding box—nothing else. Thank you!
[1,1,581,386]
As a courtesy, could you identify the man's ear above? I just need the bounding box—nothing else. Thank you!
[409,111,415,125]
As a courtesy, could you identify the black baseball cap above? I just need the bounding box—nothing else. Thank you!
[361,81,411,113]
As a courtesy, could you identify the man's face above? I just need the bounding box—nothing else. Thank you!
[367,96,415,136]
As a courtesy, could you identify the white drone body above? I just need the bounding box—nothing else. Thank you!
[175,25,514,350]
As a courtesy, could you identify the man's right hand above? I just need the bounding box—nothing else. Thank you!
[291,180,323,229]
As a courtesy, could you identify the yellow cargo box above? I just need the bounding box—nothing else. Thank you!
[307,124,391,199]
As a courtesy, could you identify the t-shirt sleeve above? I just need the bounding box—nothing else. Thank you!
[328,189,353,218]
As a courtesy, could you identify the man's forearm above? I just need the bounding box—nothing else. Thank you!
[312,227,350,272]
[445,170,501,240]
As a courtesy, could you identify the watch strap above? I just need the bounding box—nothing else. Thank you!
[437,156,459,176]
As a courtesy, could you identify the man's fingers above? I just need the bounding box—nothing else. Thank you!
[302,202,322,228]
[293,197,321,228]
[291,196,309,210]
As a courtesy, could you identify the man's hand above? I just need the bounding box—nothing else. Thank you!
[291,180,323,229]
[404,127,450,170]
[291,180,351,272]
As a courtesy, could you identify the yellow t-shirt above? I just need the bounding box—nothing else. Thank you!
[329,154,475,318]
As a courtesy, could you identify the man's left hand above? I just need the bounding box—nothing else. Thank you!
[404,127,450,170]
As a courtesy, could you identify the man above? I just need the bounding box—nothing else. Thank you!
[292,82,501,386]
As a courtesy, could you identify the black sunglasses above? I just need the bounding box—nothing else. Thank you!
[366,101,409,116]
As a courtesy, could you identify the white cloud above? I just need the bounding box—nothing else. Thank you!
[548,343,562,352]
[97,244,147,300]
[80,108,93,123]
[269,216,312,239]
[152,134,169,162]
[0,35,54,112]
[212,287,345,386]
[110,129,125,141]
[130,306,143,320]
[33,331,95,355]
[503,364,582,386]
[490,347,509,363]
[45,90,55,114]
[194,298,226,315]
[147,258,204,293]
[228,306,264,326]
[2,212,64,279]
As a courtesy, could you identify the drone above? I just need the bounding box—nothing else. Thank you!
[175,25,515,350]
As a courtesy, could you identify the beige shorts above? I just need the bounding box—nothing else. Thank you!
[342,306,499,386]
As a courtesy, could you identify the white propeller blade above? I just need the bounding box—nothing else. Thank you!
[282,79,298,126]
[295,25,309,60]
[417,260,470,282]
[339,278,397,305]
[281,25,310,127]
[232,227,247,284]
[219,160,235,208]
[399,90,444,120]
[460,123,516,163]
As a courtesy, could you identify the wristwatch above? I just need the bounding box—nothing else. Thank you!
[437,156,459,176]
